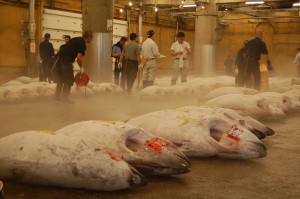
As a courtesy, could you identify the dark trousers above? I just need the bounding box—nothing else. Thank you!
[235,63,246,87]
[55,61,74,99]
[125,59,138,91]
[114,61,126,89]
[39,59,50,82]
[244,58,261,90]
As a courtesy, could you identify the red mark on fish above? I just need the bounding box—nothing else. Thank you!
[147,137,171,152]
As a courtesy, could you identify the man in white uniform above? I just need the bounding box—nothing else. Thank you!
[294,48,300,77]
[170,32,191,85]
[141,30,159,88]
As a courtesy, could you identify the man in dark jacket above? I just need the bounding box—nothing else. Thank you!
[111,37,127,88]
[59,35,71,51]
[244,31,272,90]
[39,33,54,82]
[54,30,93,102]
[234,40,248,86]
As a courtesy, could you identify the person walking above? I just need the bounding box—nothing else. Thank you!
[244,31,272,90]
[141,30,159,88]
[119,33,142,93]
[39,33,54,82]
[293,48,300,78]
[170,32,191,85]
[54,30,93,102]
[111,37,127,89]
[234,40,248,86]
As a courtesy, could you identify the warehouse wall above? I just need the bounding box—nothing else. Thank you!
[0,1,299,82]
[216,14,300,77]
[0,3,29,80]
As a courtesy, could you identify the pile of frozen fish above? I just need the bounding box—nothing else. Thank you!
[0,76,123,103]
[0,105,275,191]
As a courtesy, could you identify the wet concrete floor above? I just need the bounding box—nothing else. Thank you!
[0,92,299,199]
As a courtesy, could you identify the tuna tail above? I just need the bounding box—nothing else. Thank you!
[128,166,148,187]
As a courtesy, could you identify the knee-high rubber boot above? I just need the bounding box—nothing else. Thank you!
[171,80,176,86]
[62,85,72,100]
[55,81,63,100]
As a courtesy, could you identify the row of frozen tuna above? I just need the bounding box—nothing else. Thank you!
[0,106,274,191]
[201,87,300,121]
[139,77,300,99]
[140,82,300,121]
[0,76,123,103]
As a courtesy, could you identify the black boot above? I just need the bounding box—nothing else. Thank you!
[54,81,63,100]
[62,85,74,103]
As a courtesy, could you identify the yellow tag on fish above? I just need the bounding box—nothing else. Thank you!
[177,115,195,126]
[95,120,124,125]
[37,130,56,135]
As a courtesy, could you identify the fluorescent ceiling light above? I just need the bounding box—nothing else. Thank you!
[245,1,264,5]
[182,4,197,7]
[293,2,300,7]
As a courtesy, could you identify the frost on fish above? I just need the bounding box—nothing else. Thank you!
[127,106,267,159]
[204,94,286,121]
[0,131,147,191]
[201,86,258,102]
[257,92,300,113]
[56,120,191,175]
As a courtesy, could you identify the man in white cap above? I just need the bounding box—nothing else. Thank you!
[141,30,159,88]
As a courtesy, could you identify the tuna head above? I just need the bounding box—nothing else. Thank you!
[256,99,286,121]
[207,119,267,159]
[122,129,191,175]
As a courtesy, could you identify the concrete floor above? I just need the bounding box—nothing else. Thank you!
[0,89,300,199]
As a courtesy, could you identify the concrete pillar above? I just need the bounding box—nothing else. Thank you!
[28,0,36,77]
[194,1,217,77]
[82,0,113,83]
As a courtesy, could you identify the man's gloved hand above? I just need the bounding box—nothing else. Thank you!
[80,67,84,74]
[118,62,122,69]
[267,60,273,71]
[138,64,144,70]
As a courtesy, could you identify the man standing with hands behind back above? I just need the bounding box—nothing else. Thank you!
[141,30,159,88]
[119,33,142,93]
[39,33,54,82]
[170,32,191,85]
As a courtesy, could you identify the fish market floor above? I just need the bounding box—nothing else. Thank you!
[0,92,300,199]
